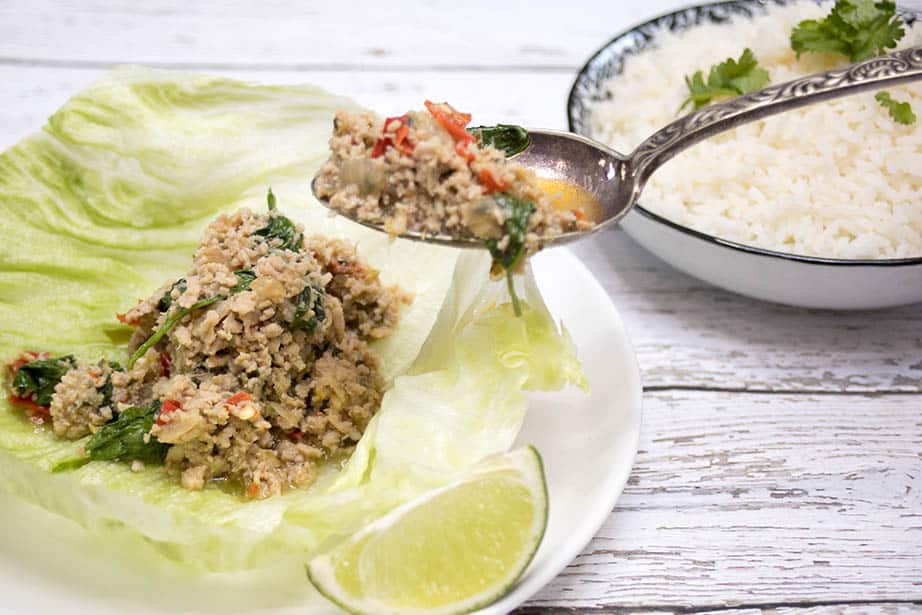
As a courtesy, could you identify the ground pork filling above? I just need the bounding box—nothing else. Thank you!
[5,203,409,499]
[313,103,593,266]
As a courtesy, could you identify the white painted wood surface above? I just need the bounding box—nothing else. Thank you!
[1,1,921,613]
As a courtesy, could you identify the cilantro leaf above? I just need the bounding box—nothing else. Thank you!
[467,124,531,157]
[485,193,537,317]
[54,399,169,473]
[680,48,770,112]
[791,0,905,62]
[157,278,187,312]
[875,91,917,125]
[485,193,536,273]
[255,189,302,252]
[231,269,256,293]
[290,284,326,332]
[85,400,168,464]
[11,355,76,406]
[790,19,852,57]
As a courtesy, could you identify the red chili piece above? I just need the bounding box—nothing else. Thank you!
[478,167,510,195]
[455,140,475,162]
[9,351,43,373]
[370,137,391,158]
[8,395,51,419]
[225,391,253,406]
[6,352,52,419]
[158,352,171,378]
[424,100,473,144]
[371,114,414,158]
[156,399,182,426]
[330,259,364,275]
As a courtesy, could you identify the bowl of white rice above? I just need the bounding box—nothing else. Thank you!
[569,0,922,310]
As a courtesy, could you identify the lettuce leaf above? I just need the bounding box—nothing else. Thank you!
[0,68,586,573]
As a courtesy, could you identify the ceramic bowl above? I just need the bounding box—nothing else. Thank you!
[567,0,922,310]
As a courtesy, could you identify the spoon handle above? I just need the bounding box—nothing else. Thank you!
[630,45,922,186]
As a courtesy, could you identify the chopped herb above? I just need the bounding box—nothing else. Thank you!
[96,360,123,409]
[504,270,523,318]
[468,124,531,157]
[790,0,904,62]
[11,355,76,406]
[126,295,221,370]
[255,215,302,251]
[128,268,260,369]
[85,400,167,464]
[875,91,917,125]
[255,189,302,252]
[157,278,187,312]
[291,285,326,332]
[486,193,535,271]
[98,370,114,407]
[127,268,261,370]
[97,377,113,406]
[680,48,770,112]
[52,400,168,472]
[231,269,256,293]
[486,193,536,317]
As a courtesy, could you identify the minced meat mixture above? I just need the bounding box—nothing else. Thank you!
[5,197,409,499]
[313,101,593,270]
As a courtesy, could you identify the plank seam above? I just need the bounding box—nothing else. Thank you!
[517,597,922,613]
[0,57,575,73]
[643,385,922,396]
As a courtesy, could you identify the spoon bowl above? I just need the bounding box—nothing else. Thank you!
[312,44,922,249]
[509,129,633,245]
[309,134,631,250]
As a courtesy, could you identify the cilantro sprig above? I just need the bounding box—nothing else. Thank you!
[680,48,770,112]
[790,0,905,62]
[790,0,914,125]
[486,193,536,317]
[875,91,917,125]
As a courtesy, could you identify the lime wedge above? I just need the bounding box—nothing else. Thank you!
[307,445,549,615]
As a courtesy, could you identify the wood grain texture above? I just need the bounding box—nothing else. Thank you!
[0,0,685,69]
[571,229,922,394]
[0,66,574,148]
[525,391,922,609]
[516,603,922,614]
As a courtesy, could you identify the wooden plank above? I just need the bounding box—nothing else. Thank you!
[1,66,920,394]
[0,65,575,148]
[0,0,687,69]
[523,390,922,609]
[570,228,922,393]
[516,603,922,613]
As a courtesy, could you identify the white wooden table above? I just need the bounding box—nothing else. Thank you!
[2,1,921,612]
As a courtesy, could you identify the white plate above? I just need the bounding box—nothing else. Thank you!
[0,248,642,615]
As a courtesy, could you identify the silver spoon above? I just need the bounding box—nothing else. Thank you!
[313,46,922,248]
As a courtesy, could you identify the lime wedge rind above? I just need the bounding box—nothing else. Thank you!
[307,445,549,615]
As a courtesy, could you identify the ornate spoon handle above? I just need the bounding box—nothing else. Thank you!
[630,45,922,186]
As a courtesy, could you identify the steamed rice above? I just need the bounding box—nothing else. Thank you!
[589,2,922,259]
